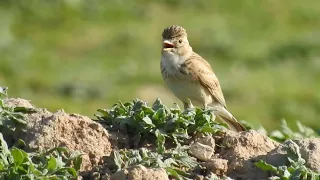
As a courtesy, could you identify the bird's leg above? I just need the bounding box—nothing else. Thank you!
[203,104,208,111]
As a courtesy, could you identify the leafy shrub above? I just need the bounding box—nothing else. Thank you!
[0,132,82,180]
[255,140,320,180]
[95,99,229,179]
[0,87,35,133]
[269,120,319,142]
[95,98,226,152]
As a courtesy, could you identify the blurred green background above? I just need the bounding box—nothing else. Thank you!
[1,0,320,131]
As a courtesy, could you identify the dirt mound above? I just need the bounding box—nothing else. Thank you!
[4,98,320,180]
[5,98,115,172]
[217,130,280,179]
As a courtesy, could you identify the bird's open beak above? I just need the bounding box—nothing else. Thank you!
[163,40,174,49]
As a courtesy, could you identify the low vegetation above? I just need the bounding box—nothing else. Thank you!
[95,98,320,179]
[1,88,319,179]
[94,99,227,179]
[255,140,320,180]
[0,87,32,133]
[0,88,81,179]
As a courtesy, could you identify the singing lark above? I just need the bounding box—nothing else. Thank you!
[160,25,245,132]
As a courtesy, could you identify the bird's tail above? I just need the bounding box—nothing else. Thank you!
[212,106,246,132]
[217,114,246,132]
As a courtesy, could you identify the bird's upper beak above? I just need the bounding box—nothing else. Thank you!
[163,40,174,49]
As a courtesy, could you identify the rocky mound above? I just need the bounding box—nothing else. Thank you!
[3,98,320,180]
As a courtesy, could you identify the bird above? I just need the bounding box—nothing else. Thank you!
[160,25,246,132]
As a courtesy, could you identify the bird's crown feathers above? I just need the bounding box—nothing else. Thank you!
[162,25,187,40]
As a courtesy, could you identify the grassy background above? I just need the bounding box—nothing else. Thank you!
[0,0,320,131]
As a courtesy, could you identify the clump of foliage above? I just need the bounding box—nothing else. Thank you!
[96,98,320,179]
[0,87,35,133]
[0,87,82,179]
[95,99,226,179]
[95,98,226,152]
[255,140,320,180]
[269,120,319,142]
[0,132,82,180]
[110,146,198,179]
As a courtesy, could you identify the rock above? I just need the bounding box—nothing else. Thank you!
[197,135,215,148]
[5,98,113,171]
[219,130,279,179]
[189,142,215,161]
[203,158,228,176]
[4,98,34,108]
[265,138,320,172]
[111,165,169,180]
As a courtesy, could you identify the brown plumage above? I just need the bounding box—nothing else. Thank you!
[162,25,187,40]
[160,25,246,132]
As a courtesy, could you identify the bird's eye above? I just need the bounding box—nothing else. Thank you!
[178,40,182,43]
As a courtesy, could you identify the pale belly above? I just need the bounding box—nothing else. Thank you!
[165,78,213,107]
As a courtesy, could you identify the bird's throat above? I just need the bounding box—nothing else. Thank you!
[161,52,186,72]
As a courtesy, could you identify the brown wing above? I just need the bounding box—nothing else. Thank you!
[187,52,227,108]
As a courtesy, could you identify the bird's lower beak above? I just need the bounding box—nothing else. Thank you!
[163,40,174,49]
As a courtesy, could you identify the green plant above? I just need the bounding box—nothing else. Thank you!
[0,132,82,180]
[0,87,35,132]
[95,99,226,179]
[110,146,198,179]
[95,98,226,152]
[255,140,320,180]
[269,120,319,142]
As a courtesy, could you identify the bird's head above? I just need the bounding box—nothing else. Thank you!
[161,25,192,57]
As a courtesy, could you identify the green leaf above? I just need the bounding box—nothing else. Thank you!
[165,167,183,180]
[13,107,36,113]
[152,98,165,111]
[70,152,83,171]
[142,105,155,115]
[47,156,58,171]
[11,115,27,125]
[14,139,26,149]
[175,155,198,168]
[11,148,25,166]
[152,109,166,125]
[163,158,178,167]
[96,109,109,117]
[113,151,124,170]
[142,116,155,127]
[66,167,78,176]
[155,129,166,153]
[255,160,278,172]
[197,126,215,133]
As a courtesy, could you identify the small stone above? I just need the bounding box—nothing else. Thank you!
[189,142,214,161]
[89,123,100,130]
[197,135,215,148]
[111,165,169,180]
[204,158,228,176]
